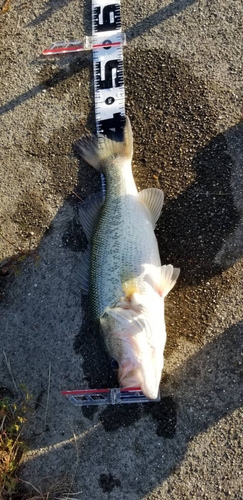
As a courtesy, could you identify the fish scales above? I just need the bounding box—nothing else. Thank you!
[90,165,161,319]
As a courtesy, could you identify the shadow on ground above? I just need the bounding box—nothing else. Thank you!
[27,0,81,28]
[157,132,239,285]
[1,39,243,498]
[18,319,243,498]
[0,55,92,117]
[1,123,242,498]
[26,0,199,37]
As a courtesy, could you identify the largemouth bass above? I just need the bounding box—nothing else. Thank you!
[76,117,179,399]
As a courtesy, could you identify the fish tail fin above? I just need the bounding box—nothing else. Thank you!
[75,116,133,171]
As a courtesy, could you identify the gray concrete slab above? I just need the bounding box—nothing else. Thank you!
[0,1,243,498]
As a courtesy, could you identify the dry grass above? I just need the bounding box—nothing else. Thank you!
[17,476,82,500]
[0,389,80,500]
[0,380,80,500]
[0,385,33,499]
[0,0,11,15]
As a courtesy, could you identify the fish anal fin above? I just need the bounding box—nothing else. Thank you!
[138,188,164,228]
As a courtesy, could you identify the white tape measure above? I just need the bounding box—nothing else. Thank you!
[43,0,126,138]
[91,0,126,135]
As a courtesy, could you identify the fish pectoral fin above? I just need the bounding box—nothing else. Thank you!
[158,264,180,297]
[79,192,104,240]
[122,281,144,310]
[123,280,139,301]
[138,188,164,228]
[75,247,90,293]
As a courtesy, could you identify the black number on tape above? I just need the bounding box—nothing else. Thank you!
[103,39,112,50]
[105,97,115,105]
[94,5,121,32]
[95,60,123,89]
[98,113,125,136]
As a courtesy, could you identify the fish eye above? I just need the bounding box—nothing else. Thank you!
[110,359,119,369]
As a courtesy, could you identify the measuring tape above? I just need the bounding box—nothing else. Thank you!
[43,0,126,137]
[43,2,160,405]
[92,0,126,136]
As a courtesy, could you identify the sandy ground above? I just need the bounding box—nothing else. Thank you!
[0,0,243,498]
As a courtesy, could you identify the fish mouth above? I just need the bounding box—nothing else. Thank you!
[119,366,160,400]
[120,373,159,400]
[140,382,160,400]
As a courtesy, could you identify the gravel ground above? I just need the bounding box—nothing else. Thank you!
[0,0,243,499]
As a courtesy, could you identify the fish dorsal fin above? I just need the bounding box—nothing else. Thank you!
[138,188,164,228]
[159,265,180,298]
[79,192,104,240]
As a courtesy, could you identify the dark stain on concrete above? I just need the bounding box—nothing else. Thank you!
[62,214,88,252]
[99,473,121,493]
[98,396,177,437]
[144,396,177,438]
[99,404,142,432]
